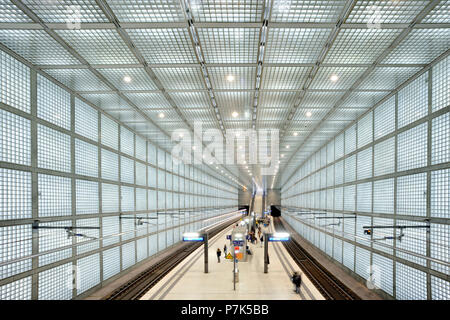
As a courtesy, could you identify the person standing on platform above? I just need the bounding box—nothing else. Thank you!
[216,248,222,263]
[292,271,302,294]
[224,244,227,256]
[260,235,264,247]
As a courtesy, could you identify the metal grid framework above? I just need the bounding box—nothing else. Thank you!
[281,54,449,300]
[0,0,448,300]
[0,1,447,187]
[0,45,240,299]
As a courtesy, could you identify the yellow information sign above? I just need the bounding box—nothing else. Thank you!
[225,253,233,260]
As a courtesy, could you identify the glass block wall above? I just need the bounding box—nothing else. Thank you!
[0,50,238,300]
[281,55,449,300]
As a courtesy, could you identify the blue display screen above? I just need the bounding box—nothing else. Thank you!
[183,237,204,242]
[268,237,289,242]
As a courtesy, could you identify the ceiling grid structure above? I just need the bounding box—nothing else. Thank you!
[0,0,448,189]
[276,0,446,188]
[7,0,243,187]
[94,0,245,185]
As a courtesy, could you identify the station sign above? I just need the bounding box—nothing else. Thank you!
[233,240,244,246]
[226,235,231,240]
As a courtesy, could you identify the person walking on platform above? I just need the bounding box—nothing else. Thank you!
[224,244,227,256]
[260,235,264,247]
[216,248,222,263]
[291,271,302,294]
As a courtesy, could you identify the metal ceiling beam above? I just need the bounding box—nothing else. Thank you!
[276,0,445,189]
[178,0,252,186]
[35,62,428,69]
[178,0,226,136]
[9,0,237,189]
[252,0,273,131]
[75,88,393,95]
[1,22,449,30]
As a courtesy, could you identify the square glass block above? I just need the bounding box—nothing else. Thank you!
[431,112,450,165]
[127,28,196,64]
[37,124,71,172]
[191,0,264,22]
[374,97,395,140]
[271,0,344,23]
[198,28,259,64]
[75,139,98,177]
[397,123,427,172]
[102,183,119,213]
[75,98,98,142]
[76,179,99,215]
[373,137,395,176]
[38,263,73,300]
[0,51,30,113]
[1,223,32,278]
[55,29,138,65]
[395,263,427,300]
[77,253,100,295]
[38,220,71,267]
[0,29,79,65]
[0,168,31,220]
[432,56,449,112]
[0,109,31,165]
[0,276,31,300]
[383,29,450,65]
[266,28,329,64]
[108,0,184,22]
[37,75,71,130]
[101,149,118,181]
[398,73,428,129]
[121,186,135,212]
[347,0,428,24]
[373,178,394,214]
[431,169,449,219]
[38,174,71,217]
[101,115,119,150]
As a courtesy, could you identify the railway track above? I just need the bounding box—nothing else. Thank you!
[273,217,360,300]
[104,217,241,300]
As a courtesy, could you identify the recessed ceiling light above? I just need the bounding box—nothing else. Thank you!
[158,112,165,118]
[123,75,132,83]
[286,145,290,149]
[306,111,312,118]
[281,154,285,158]
[330,74,339,82]
[192,146,196,150]
[227,74,235,82]
[232,111,239,118]
[293,132,298,136]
